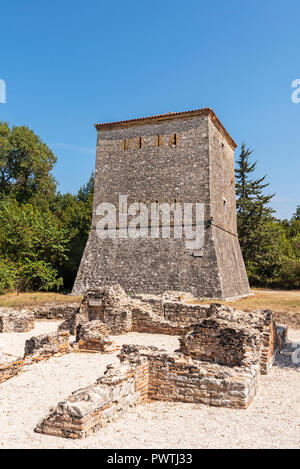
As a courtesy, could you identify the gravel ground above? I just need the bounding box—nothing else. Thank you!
[0,321,299,449]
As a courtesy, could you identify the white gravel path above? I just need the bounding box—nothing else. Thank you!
[0,321,299,449]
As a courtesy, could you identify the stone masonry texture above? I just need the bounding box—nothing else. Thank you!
[72,109,250,299]
[0,308,34,333]
[35,345,260,439]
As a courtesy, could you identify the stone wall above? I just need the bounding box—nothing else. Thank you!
[35,344,259,439]
[76,320,120,353]
[62,285,213,336]
[0,331,71,383]
[178,318,261,367]
[0,354,24,383]
[35,359,149,439]
[24,331,70,360]
[0,309,34,333]
[60,286,287,375]
[28,303,80,320]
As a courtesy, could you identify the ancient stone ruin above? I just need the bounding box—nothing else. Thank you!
[76,321,120,353]
[34,285,287,439]
[0,331,71,384]
[0,308,34,333]
[24,331,71,362]
[73,108,250,299]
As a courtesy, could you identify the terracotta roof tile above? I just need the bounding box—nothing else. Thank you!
[94,108,237,149]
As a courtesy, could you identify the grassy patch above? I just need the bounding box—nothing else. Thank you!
[0,291,82,307]
[186,289,300,328]
[186,289,300,312]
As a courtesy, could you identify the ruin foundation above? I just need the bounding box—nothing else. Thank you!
[35,344,259,439]
[0,309,34,333]
[35,285,287,439]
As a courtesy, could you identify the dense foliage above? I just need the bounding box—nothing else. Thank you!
[0,122,93,292]
[235,144,300,289]
[0,122,298,293]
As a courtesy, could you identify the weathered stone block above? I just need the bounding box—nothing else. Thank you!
[0,308,34,333]
[76,320,119,353]
[24,331,70,359]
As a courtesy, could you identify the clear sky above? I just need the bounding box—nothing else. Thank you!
[1,0,299,219]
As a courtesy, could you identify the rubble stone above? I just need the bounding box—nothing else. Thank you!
[76,320,120,353]
[24,331,70,361]
[0,308,34,333]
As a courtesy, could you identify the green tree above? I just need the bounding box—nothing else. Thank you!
[0,122,57,204]
[54,173,94,289]
[0,198,68,291]
[235,143,275,268]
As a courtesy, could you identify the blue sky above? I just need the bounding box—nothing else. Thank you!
[0,0,299,219]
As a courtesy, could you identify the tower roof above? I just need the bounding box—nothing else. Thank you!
[94,108,237,149]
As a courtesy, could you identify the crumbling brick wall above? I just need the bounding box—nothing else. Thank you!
[35,358,149,439]
[29,303,80,320]
[178,319,261,367]
[76,320,119,353]
[35,344,259,439]
[0,354,24,383]
[24,331,70,361]
[59,287,287,375]
[178,308,286,374]
[0,309,34,333]
[60,285,210,336]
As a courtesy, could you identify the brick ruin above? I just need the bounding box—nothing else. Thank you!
[0,308,34,333]
[34,342,259,439]
[59,285,287,374]
[59,284,211,337]
[0,284,288,439]
[76,321,120,353]
[34,285,287,439]
[0,331,72,383]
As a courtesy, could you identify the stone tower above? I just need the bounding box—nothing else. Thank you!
[72,108,250,299]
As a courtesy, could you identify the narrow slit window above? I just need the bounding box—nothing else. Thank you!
[169,133,177,146]
[137,137,143,149]
[122,139,131,151]
[155,135,163,147]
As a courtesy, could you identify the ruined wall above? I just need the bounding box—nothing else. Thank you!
[72,110,249,299]
[0,309,34,333]
[76,320,120,353]
[0,355,24,383]
[0,332,71,383]
[24,331,71,361]
[146,351,258,408]
[29,303,80,320]
[63,286,212,336]
[35,344,259,439]
[35,359,149,439]
[178,318,261,367]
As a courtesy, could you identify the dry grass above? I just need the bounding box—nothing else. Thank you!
[186,289,300,312]
[0,291,82,308]
[186,289,300,328]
